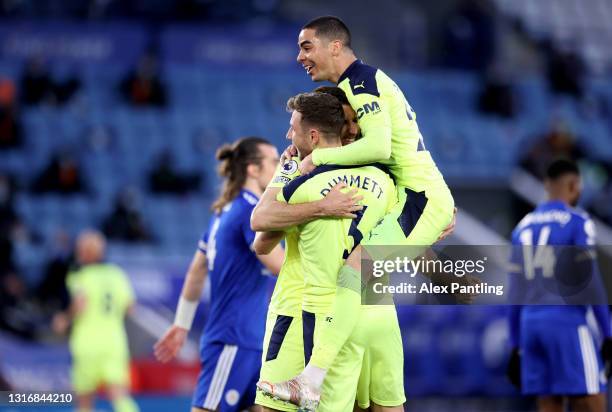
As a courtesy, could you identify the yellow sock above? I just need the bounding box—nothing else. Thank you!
[308,265,361,370]
[112,396,139,412]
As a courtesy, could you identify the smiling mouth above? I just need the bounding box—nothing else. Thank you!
[304,65,314,75]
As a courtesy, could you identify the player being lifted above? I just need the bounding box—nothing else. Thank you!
[506,159,612,412]
[255,91,404,412]
[253,16,455,403]
[154,137,284,412]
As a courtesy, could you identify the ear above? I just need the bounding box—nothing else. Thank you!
[330,40,342,56]
[246,163,260,178]
[310,128,320,146]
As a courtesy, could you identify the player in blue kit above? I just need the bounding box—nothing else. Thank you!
[154,137,285,412]
[507,159,612,412]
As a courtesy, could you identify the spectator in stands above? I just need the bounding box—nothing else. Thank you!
[519,120,587,179]
[477,66,516,118]
[20,57,54,106]
[0,77,23,149]
[102,187,153,243]
[35,229,73,314]
[19,58,81,106]
[442,0,495,71]
[120,52,167,107]
[148,149,202,194]
[31,151,87,195]
[542,40,585,99]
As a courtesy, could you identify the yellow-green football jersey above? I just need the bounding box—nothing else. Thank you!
[312,60,447,192]
[278,164,396,314]
[66,263,134,356]
[266,158,303,317]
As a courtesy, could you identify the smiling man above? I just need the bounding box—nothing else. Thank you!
[255,16,456,407]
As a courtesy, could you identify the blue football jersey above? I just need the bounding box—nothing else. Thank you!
[199,189,273,350]
[508,200,610,395]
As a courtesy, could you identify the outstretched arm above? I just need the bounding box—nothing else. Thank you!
[154,250,207,363]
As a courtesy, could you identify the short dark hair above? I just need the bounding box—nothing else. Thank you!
[314,86,349,106]
[546,159,580,180]
[303,16,351,49]
[286,92,345,139]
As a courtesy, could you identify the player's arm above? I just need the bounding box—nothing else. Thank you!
[154,249,207,363]
[253,231,285,255]
[251,184,362,231]
[255,241,284,275]
[311,91,392,166]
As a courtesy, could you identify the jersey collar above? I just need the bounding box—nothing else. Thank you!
[240,188,260,201]
[337,59,362,84]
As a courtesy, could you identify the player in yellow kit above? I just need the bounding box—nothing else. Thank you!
[253,88,364,412]
[62,230,139,412]
[255,92,405,412]
[254,16,455,404]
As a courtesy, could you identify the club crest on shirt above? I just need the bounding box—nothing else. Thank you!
[281,160,298,175]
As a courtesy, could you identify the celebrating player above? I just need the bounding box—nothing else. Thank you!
[506,159,612,412]
[154,137,284,412]
[255,92,405,412]
[253,15,455,404]
[62,230,139,412]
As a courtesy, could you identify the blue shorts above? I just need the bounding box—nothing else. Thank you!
[521,319,606,395]
[192,343,262,411]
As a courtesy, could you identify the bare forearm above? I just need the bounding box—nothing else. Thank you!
[181,251,207,301]
[252,199,324,231]
[254,231,285,255]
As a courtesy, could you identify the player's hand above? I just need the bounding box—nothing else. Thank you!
[154,325,188,363]
[319,183,363,218]
[299,154,316,174]
[281,145,298,164]
[601,338,612,377]
[51,312,70,336]
[506,347,521,389]
[437,207,457,242]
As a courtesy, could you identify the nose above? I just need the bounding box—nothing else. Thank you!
[297,50,305,63]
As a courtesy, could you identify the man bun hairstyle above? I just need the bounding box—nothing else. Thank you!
[303,16,352,49]
[213,136,271,213]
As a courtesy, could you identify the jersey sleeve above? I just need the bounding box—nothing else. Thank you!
[198,231,208,254]
[117,268,136,310]
[66,270,82,297]
[269,157,301,188]
[312,89,391,166]
[240,205,257,246]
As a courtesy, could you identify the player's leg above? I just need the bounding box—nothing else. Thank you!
[102,353,139,412]
[359,307,405,412]
[107,384,139,412]
[536,396,564,412]
[192,342,243,412]
[317,313,364,412]
[72,353,102,412]
[76,392,95,412]
[568,393,606,412]
[256,311,302,412]
[302,186,454,387]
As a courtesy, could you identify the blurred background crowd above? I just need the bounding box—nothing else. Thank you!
[1,0,611,410]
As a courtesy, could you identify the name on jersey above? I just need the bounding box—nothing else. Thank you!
[517,210,572,229]
[319,174,384,199]
[357,101,381,119]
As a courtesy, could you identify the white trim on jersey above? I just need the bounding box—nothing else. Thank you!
[203,344,238,409]
[578,325,600,394]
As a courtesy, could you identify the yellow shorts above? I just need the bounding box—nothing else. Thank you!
[355,306,406,409]
[256,311,303,411]
[72,351,130,394]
